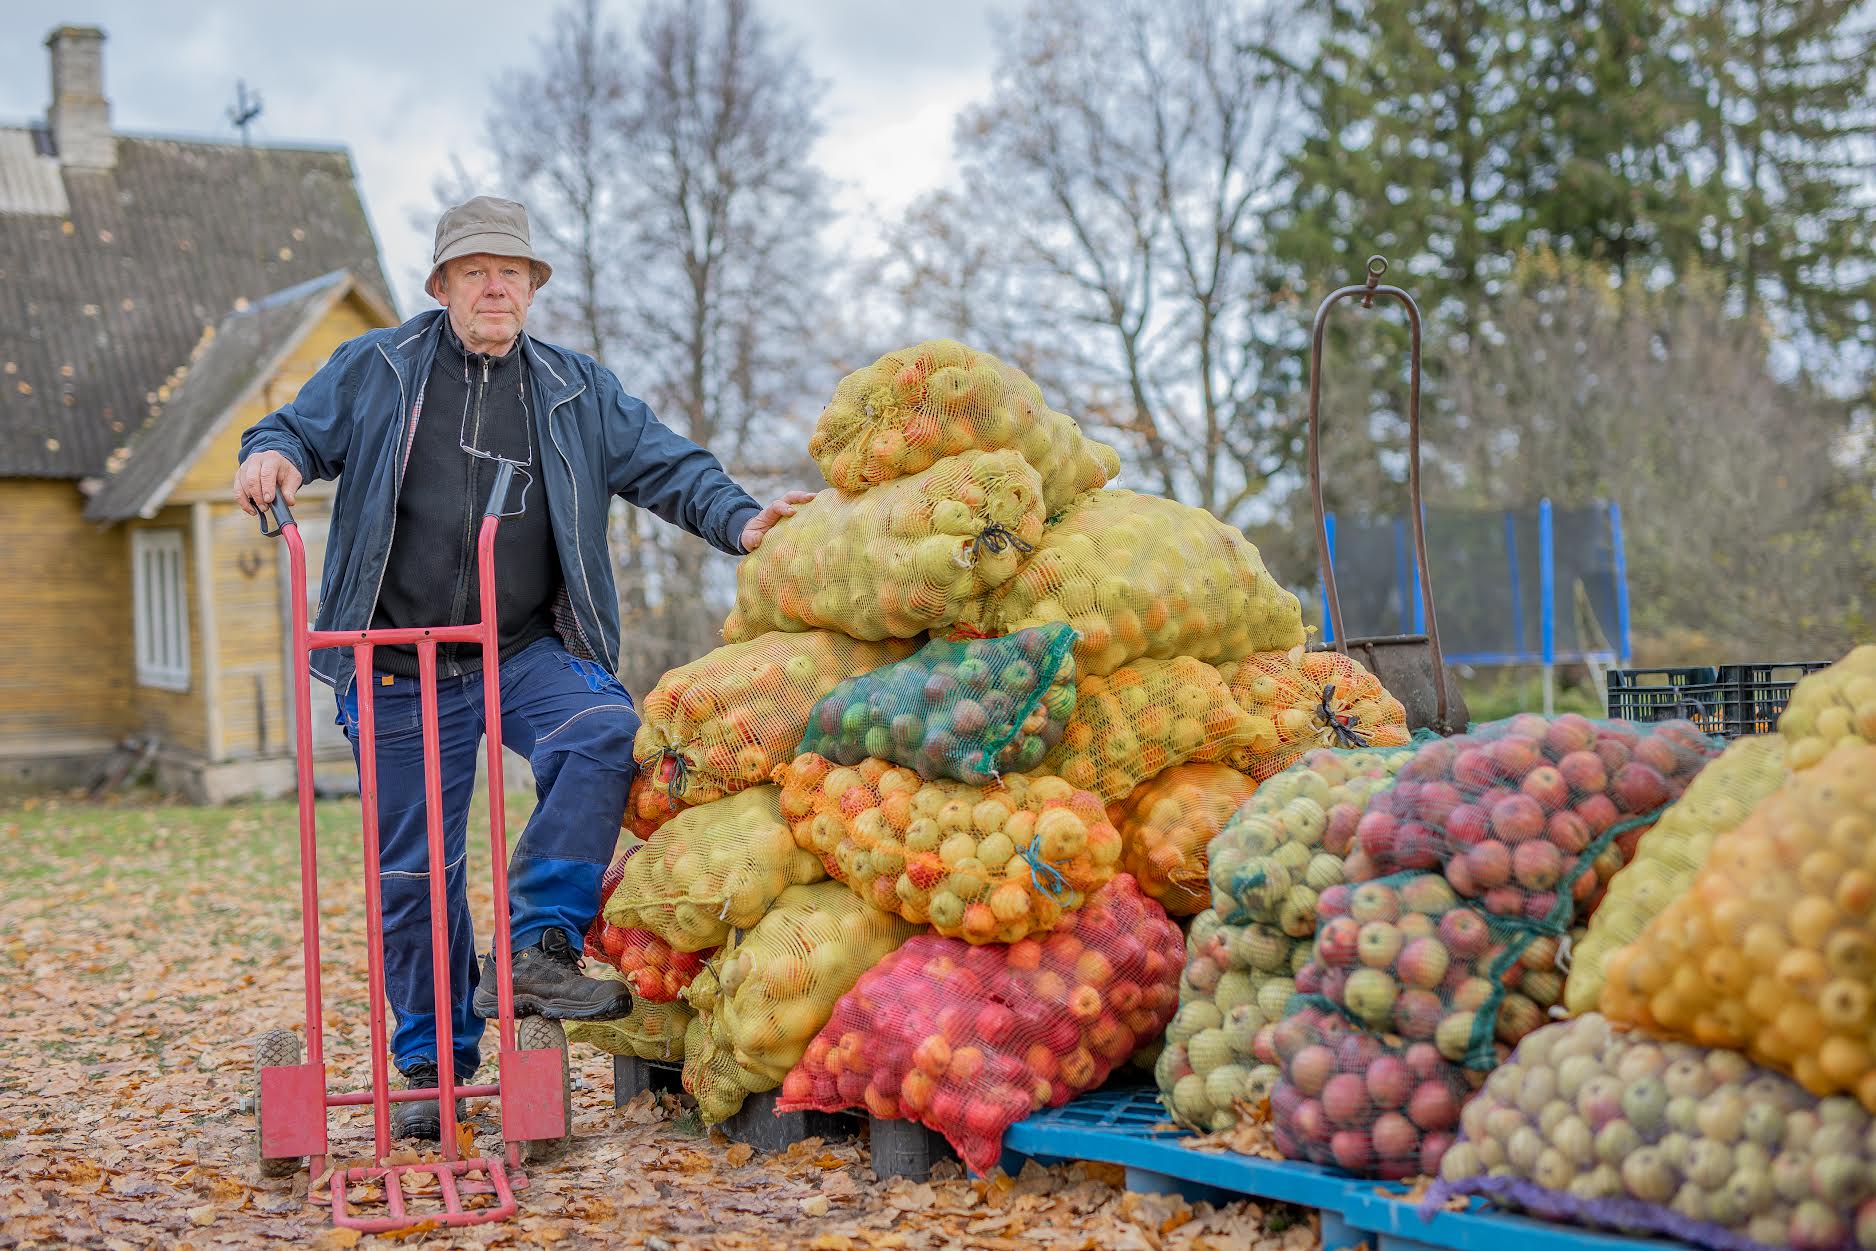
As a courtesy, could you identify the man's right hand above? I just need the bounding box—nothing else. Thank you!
[234,450,303,516]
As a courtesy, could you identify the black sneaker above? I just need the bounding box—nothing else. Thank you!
[471,928,634,1022]
[392,1061,469,1142]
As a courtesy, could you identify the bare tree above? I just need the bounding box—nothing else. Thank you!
[1441,252,1875,657]
[459,0,836,692]
[876,0,1310,529]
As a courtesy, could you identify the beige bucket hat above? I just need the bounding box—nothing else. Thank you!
[424,195,553,299]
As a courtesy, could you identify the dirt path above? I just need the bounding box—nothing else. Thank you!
[0,793,1315,1250]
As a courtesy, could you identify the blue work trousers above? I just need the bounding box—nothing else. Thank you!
[336,636,637,1074]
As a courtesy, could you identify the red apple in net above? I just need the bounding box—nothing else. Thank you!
[1420,1130,1456,1177]
[1289,1043,1336,1097]
[1557,750,1607,794]
[1613,762,1671,813]
[1543,714,1597,760]
[1491,794,1545,844]
[1395,822,1440,871]
[1521,766,1570,812]
[1294,1098,1332,1147]
[1322,1072,1371,1127]
[1513,840,1563,890]
[1594,738,1632,774]
[1453,747,1495,789]
[1366,1054,1411,1110]
[1394,988,1443,1040]
[1408,1078,1460,1132]
[1370,1110,1420,1163]
[1466,840,1512,889]
[1325,802,1362,856]
[1445,803,1490,850]
[1331,1129,1373,1173]
[1356,809,1400,865]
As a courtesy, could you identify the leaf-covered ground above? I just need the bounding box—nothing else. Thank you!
[0,791,1318,1250]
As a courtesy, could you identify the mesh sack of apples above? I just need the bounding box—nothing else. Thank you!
[722,450,1045,644]
[1566,734,1787,1016]
[807,338,1121,513]
[1109,763,1256,917]
[585,843,713,1003]
[633,631,918,808]
[1778,645,1876,770]
[776,874,1182,1173]
[605,786,826,953]
[1157,907,1313,1132]
[799,624,1077,784]
[680,881,918,1123]
[776,755,1121,943]
[565,971,694,1062]
[1218,647,1412,781]
[1308,714,1718,1063]
[986,488,1307,677]
[1207,746,1415,936]
[1600,741,1876,1112]
[1040,656,1259,804]
[1427,1013,1876,1251]
[1155,747,1413,1131]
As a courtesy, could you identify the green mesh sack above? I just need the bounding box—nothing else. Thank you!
[799,624,1078,783]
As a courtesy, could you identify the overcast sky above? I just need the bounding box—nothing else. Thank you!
[1,1,1014,316]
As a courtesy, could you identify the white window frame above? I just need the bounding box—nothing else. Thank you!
[132,528,190,691]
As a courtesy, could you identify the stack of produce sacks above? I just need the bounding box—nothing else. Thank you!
[1157,747,1414,1132]
[1428,1013,1876,1251]
[1261,715,1719,1178]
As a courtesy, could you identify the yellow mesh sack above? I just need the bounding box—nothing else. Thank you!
[604,786,825,952]
[565,972,694,1062]
[1042,657,1260,803]
[1600,741,1876,1110]
[711,882,918,1088]
[722,450,1046,643]
[775,755,1121,943]
[1109,763,1257,916]
[634,631,918,806]
[1777,644,1876,770]
[1565,734,1787,1015]
[808,339,1121,512]
[1220,648,1411,780]
[679,997,774,1124]
[988,489,1306,676]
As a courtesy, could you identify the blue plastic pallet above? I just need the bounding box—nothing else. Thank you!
[1000,1087,1685,1251]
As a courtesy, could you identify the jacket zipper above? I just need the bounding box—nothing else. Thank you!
[445,357,492,676]
[351,341,416,709]
[543,380,599,658]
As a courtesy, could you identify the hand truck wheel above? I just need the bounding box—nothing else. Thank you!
[252,1029,304,1178]
[515,1017,574,1164]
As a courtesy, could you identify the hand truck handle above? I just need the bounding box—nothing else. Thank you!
[257,494,296,537]
[484,460,517,519]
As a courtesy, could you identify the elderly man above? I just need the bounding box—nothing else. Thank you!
[235,196,809,1141]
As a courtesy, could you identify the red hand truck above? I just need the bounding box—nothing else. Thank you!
[251,461,571,1232]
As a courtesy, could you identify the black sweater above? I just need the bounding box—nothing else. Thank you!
[369,322,561,677]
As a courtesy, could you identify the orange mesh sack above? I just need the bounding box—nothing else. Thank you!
[634,631,918,807]
[1109,764,1257,916]
[721,451,1045,643]
[1222,648,1411,780]
[1041,657,1259,803]
[1565,734,1787,1016]
[988,489,1306,676]
[808,339,1121,512]
[604,786,826,952]
[775,754,1121,943]
[1600,741,1876,1111]
[1777,644,1876,770]
[776,875,1183,1174]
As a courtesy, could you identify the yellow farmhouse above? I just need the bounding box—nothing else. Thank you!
[0,26,396,799]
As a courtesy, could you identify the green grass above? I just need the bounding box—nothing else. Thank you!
[0,783,536,909]
[1457,666,1605,724]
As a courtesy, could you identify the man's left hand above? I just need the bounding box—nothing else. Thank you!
[741,490,817,552]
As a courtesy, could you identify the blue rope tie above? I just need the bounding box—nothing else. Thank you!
[1018,840,1071,900]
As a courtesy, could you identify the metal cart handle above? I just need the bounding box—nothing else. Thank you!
[1307,255,1451,729]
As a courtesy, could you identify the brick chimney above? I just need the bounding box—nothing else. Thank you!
[46,25,114,169]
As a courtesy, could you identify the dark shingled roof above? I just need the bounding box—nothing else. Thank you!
[0,128,394,479]
[83,270,392,523]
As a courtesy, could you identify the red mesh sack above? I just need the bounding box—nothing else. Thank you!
[775,875,1183,1174]
[583,844,713,1003]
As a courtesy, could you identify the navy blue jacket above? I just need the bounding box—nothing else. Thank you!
[239,309,761,697]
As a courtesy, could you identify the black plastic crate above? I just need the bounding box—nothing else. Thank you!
[1606,661,1830,740]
